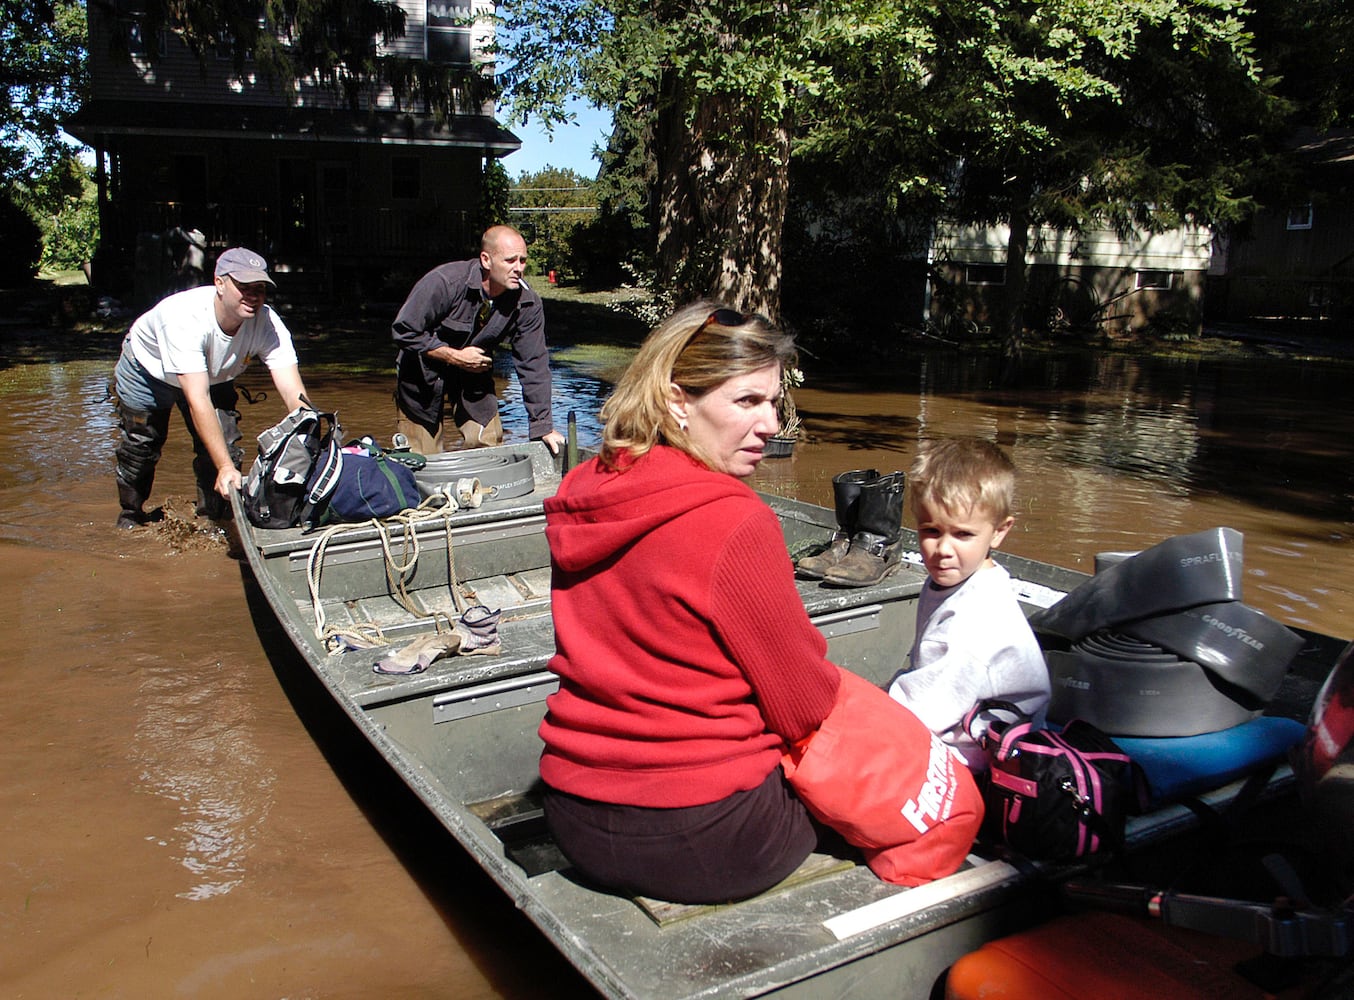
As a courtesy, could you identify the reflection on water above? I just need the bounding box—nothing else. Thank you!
[904,348,1354,515]
[773,348,1353,636]
[0,361,120,489]
[504,338,1352,636]
[3,342,1349,637]
[132,654,274,900]
[496,343,617,446]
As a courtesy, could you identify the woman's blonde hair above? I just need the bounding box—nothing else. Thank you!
[599,300,797,470]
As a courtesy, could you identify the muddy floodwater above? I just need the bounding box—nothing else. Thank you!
[2,311,1351,998]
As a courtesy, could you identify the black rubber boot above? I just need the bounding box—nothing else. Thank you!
[796,469,879,579]
[822,472,906,588]
[116,480,149,530]
[195,484,232,521]
[114,403,166,529]
[191,394,243,520]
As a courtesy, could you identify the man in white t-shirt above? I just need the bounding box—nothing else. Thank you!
[112,247,312,528]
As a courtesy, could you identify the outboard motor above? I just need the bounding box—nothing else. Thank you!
[1296,639,1354,899]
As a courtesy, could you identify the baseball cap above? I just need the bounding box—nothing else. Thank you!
[215,247,276,287]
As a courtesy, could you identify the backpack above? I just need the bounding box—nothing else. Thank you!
[320,441,422,524]
[241,400,343,529]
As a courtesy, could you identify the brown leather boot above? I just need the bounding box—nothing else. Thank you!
[797,469,878,578]
[822,472,906,588]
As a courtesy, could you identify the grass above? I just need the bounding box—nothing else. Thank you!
[40,267,91,287]
[535,283,651,346]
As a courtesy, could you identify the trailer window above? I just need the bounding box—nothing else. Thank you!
[964,264,1006,286]
[1135,270,1174,290]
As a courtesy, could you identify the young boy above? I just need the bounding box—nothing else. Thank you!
[887,437,1050,771]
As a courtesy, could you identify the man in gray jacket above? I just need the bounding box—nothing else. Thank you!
[392,225,564,454]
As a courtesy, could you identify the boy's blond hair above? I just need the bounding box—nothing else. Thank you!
[908,437,1016,523]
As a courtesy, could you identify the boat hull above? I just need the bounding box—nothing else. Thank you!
[230,441,1345,999]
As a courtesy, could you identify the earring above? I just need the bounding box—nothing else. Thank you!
[679,420,688,432]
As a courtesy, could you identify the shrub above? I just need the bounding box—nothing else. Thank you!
[0,195,42,287]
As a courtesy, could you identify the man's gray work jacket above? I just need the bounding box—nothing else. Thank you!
[391,258,553,438]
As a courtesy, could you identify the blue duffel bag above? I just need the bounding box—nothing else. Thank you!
[317,442,421,524]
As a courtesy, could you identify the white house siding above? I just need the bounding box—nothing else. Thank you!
[929,222,1213,335]
[934,222,1213,271]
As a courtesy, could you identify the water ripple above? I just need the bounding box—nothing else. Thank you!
[130,657,274,901]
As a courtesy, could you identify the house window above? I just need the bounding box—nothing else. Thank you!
[392,158,421,200]
[964,264,1006,285]
[1287,204,1314,230]
[121,19,165,56]
[215,32,254,62]
[1136,270,1175,290]
[427,0,472,65]
[111,0,166,56]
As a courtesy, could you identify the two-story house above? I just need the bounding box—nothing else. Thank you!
[1207,130,1354,329]
[67,0,521,306]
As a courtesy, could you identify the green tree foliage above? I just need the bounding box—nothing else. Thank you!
[498,0,1278,325]
[19,154,99,271]
[1249,0,1354,130]
[562,103,657,291]
[956,0,1279,351]
[480,158,513,228]
[510,166,595,282]
[497,0,856,317]
[0,0,87,188]
[790,0,1282,352]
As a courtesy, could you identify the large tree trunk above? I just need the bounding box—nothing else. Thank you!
[653,75,791,319]
[1003,195,1032,365]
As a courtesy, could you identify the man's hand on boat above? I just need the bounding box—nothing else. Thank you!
[538,429,565,455]
[216,465,243,496]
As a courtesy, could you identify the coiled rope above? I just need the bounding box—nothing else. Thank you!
[305,490,476,653]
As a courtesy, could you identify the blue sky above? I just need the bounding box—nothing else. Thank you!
[502,102,613,181]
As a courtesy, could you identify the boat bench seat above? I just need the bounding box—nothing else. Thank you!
[469,790,861,927]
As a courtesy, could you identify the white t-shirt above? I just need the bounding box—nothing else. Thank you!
[888,561,1051,770]
[127,285,298,387]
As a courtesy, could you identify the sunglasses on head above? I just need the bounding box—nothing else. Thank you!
[688,308,756,348]
[701,307,748,329]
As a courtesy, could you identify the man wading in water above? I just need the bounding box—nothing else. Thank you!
[111,247,315,529]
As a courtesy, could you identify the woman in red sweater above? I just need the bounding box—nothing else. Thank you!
[539,302,842,904]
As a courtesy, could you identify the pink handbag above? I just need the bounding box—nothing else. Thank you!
[782,667,985,885]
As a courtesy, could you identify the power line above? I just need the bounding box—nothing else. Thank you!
[508,206,599,213]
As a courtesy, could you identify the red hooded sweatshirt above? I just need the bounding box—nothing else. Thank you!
[539,445,840,808]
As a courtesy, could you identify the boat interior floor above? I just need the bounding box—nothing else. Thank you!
[468,792,566,878]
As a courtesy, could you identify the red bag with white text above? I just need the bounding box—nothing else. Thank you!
[781,667,985,885]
